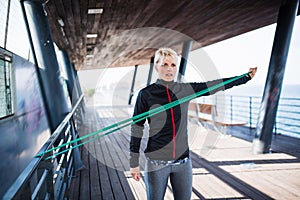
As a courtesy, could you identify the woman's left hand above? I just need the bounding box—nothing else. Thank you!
[249,67,258,78]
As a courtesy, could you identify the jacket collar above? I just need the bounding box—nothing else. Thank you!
[155,79,176,87]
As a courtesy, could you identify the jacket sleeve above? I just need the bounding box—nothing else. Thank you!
[190,74,251,95]
[129,90,148,168]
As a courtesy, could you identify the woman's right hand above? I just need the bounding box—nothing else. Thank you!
[130,166,140,181]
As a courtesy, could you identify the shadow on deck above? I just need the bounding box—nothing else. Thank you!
[69,105,300,200]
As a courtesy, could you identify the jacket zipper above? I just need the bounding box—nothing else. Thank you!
[166,84,176,159]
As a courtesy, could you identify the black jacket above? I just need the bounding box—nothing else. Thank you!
[130,75,251,168]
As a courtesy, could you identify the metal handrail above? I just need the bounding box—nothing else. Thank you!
[3,95,85,200]
[200,95,300,136]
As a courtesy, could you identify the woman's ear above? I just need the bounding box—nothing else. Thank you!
[154,64,159,72]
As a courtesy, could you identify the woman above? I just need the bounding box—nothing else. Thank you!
[130,47,257,200]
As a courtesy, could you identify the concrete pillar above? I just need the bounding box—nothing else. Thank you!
[21,0,71,132]
[61,50,80,105]
[128,65,138,105]
[177,40,192,82]
[73,65,83,97]
[147,57,154,86]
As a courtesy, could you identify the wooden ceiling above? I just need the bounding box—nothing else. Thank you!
[44,0,294,70]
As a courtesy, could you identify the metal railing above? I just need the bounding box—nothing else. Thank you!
[199,95,300,137]
[3,95,85,200]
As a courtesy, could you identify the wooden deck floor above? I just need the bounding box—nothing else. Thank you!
[69,105,300,200]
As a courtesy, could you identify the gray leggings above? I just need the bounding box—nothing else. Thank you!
[144,158,192,200]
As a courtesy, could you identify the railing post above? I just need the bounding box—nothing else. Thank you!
[36,165,46,199]
[44,153,55,199]
[20,183,31,199]
[62,140,70,198]
[249,96,252,128]
[70,118,84,171]
[230,96,233,122]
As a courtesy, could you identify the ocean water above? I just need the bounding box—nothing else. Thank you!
[224,84,300,138]
[226,84,300,98]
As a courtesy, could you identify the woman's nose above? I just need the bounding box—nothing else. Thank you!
[167,66,173,71]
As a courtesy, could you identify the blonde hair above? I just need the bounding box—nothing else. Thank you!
[154,47,178,66]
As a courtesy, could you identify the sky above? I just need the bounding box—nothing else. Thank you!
[188,16,300,86]
[78,16,300,91]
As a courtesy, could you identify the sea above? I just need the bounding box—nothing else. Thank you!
[224,84,300,138]
[226,84,300,98]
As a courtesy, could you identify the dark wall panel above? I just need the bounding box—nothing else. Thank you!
[0,53,50,197]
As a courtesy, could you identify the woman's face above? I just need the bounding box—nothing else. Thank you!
[155,56,178,82]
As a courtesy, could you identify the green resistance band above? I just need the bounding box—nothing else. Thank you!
[38,72,250,160]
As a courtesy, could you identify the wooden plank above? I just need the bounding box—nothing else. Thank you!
[99,116,149,199]
[56,0,74,50]
[98,116,135,200]
[230,167,300,199]
[193,173,244,199]
[97,116,130,169]
[68,123,92,200]
[68,147,81,200]
[100,138,126,200]
[116,126,148,171]
[93,109,134,200]
[110,133,131,171]
[89,140,102,199]
[215,120,247,126]
[93,114,115,200]
[79,0,88,57]
[106,138,135,200]
[79,146,90,200]
[127,176,147,200]
[263,170,300,198]
[190,153,272,199]
[69,106,300,200]
[68,173,80,200]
